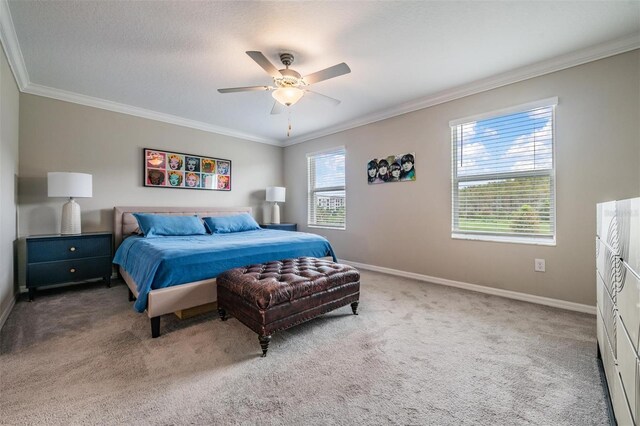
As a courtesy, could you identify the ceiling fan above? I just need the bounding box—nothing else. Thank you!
[218,51,351,114]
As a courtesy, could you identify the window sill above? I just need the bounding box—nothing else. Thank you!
[452,233,556,246]
[308,225,346,231]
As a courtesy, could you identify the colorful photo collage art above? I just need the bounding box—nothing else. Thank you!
[367,152,415,184]
[144,148,231,191]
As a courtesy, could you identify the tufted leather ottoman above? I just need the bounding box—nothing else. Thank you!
[216,257,360,357]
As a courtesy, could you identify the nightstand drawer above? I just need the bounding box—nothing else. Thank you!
[27,256,112,287]
[27,235,111,263]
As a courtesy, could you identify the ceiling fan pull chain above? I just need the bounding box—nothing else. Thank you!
[287,114,292,137]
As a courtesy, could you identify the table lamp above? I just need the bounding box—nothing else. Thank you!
[266,186,286,224]
[47,172,93,234]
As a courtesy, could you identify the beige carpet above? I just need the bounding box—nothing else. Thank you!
[1,270,608,425]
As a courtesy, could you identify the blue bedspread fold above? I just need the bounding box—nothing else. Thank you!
[112,229,336,312]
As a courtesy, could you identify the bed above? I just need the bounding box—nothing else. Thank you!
[113,206,336,337]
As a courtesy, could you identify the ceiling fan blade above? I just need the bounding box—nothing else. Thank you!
[306,90,341,106]
[270,101,285,115]
[217,86,271,93]
[246,51,282,79]
[303,63,351,85]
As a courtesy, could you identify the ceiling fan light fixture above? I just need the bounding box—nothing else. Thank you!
[272,87,304,107]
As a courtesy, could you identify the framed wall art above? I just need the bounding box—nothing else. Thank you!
[144,148,232,191]
[367,152,415,184]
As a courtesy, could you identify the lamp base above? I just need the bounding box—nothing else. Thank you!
[61,198,81,234]
[271,202,280,224]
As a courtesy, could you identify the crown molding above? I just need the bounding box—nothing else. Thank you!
[23,83,282,146]
[283,32,640,146]
[0,0,28,89]
[2,0,638,149]
[0,0,281,146]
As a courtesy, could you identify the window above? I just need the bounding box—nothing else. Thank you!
[451,98,557,244]
[307,147,346,229]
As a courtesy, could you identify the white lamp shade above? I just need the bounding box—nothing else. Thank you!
[48,172,93,198]
[266,186,286,203]
[272,87,304,106]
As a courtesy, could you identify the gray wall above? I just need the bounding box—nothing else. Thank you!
[284,50,640,307]
[18,94,284,236]
[0,43,20,325]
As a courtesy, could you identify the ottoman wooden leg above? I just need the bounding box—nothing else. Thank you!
[351,301,359,315]
[218,307,227,321]
[259,335,272,357]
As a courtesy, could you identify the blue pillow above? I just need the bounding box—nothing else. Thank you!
[133,213,208,237]
[202,213,261,234]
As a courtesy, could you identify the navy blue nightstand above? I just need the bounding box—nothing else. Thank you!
[260,223,297,231]
[25,232,113,300]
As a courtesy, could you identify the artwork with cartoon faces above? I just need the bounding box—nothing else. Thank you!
[217,161,230,175]
[147,169,166,186]
[146,151,165,169]
[185,156,200,172]
[217,175,230,190]
[201,159,216,174]
[389,162,402,181]
[167,154,184,170]
[367,160,378,183]
[367,153,415,184]
[143,148,231,191]
[185,172,200,188]
[168,171,183,187]
[400,154,415,181]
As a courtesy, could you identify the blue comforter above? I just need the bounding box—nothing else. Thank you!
[113,229,336,312]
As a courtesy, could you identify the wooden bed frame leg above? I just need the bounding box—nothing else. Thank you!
[218,307,227,321]
[150,317,161,338]
[259,335,271,357]
[128,289,135,302]
[351,301,359,315]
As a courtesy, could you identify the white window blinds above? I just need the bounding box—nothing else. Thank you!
[307,147,346,229]
[451,99,556,244]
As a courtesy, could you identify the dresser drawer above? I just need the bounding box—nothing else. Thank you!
[619,263,640,352]
[602,333,620,407]
[27,256,112,287]
[27,235,111,263]
[597,271,607,312]
[636,358,639,423]
[598,307,606,359]
[614,372,636,426]
[617,321,638,425]
[597,201,617,241]
[603,339,634,426]
[617,197,640,276]
[597,238,621,297]
[602,281,619,360]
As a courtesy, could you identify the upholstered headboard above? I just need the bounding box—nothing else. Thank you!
[113,206,253,249]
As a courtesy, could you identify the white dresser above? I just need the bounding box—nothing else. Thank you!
[597,197,640,426]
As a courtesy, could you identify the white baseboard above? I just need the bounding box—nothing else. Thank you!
[340,259,596,315]
[0,293,17,332]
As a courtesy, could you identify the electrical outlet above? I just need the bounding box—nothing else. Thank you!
[534,259,545,272]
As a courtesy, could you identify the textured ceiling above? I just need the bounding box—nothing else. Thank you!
[6,1,640,145]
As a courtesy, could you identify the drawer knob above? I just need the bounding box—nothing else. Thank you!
[70,268,76,273]
[69,247,76,252]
